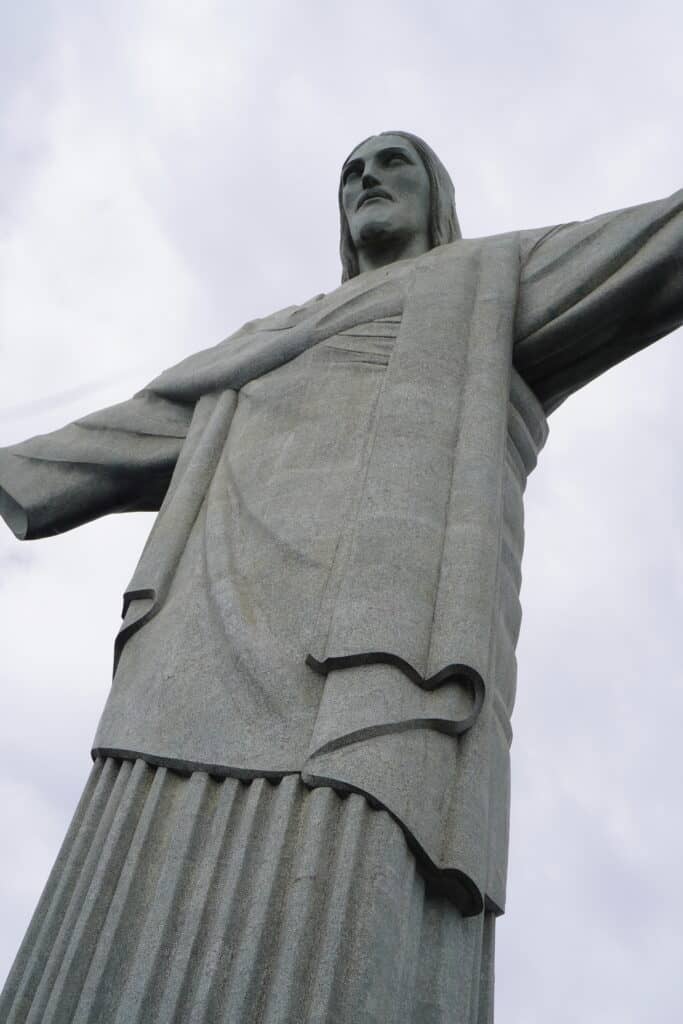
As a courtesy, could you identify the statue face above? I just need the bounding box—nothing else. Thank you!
[341,134,431,258]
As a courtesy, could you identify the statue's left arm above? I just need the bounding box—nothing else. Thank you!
[514,189,683,412]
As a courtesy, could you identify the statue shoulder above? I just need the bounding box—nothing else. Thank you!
[414,230,533,271]
[230,292,327,339]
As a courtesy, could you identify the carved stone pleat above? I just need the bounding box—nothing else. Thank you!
[0,759,494,1024]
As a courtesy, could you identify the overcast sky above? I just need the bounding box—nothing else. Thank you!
[1,2,682,1020]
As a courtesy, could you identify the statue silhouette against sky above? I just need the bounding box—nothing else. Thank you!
[1,131,681,1023]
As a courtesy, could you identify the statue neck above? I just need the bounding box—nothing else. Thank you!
[356,231,431,275]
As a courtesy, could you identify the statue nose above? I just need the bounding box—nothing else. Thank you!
[362,170,380,190]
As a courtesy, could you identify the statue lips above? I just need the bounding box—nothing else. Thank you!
[357,187,393,210]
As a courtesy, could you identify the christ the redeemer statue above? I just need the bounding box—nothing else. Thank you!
[0,132,681,1024]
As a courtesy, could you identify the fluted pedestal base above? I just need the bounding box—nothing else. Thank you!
[1,758,494,1023]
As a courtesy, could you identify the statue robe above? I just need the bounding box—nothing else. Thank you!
[1,190,682,917]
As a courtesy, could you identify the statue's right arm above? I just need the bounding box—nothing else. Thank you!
[0,389,193,540]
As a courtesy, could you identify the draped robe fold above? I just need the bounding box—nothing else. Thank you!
[1,190,682,917]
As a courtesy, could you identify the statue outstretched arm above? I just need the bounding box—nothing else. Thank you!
[514,189,683,412]
[0,389,193,540]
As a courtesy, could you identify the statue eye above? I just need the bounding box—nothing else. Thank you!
[342,164,362,184]
[387,154,407,166]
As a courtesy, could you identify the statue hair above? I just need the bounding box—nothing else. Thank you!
[338,131,462,283]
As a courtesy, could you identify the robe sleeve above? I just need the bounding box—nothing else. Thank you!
[0,389,193,540]
[514,189,683,412]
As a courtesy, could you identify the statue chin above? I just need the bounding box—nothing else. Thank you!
[354,210,404,248]
[355,223,416,268]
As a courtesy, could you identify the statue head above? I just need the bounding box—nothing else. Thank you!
[338,131,461,282]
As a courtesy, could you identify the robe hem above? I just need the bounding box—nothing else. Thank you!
[91,745,493,918]
[305,652,485,733]
[90,746,300,781]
